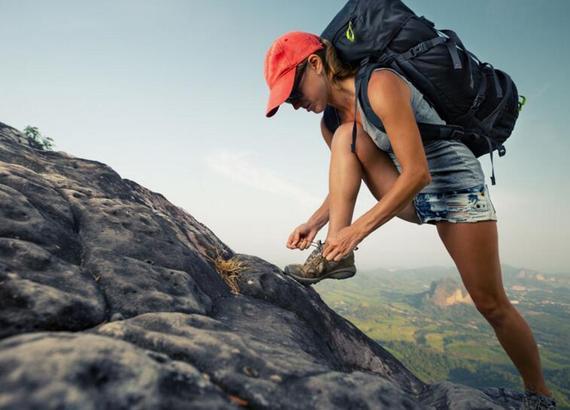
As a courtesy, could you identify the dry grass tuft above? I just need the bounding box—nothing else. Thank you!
[205,247,248,294]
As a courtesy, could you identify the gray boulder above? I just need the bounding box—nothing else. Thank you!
[0,121,523,409]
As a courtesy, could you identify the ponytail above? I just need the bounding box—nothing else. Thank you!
[314,37,359,88]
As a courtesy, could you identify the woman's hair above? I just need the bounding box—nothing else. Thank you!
[313,37,359,88]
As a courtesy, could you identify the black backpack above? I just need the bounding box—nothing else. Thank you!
[320,0,526,185]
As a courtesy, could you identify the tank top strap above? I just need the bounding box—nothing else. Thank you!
[372,67,414,96]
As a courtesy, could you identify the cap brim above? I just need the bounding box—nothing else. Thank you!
[265,67,296,118]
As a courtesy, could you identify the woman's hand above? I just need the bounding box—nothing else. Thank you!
[321,225,364,262]
[286,222,320,250]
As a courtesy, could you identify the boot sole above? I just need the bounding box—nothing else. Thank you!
[285,267,356,285]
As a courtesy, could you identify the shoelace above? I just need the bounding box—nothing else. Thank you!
[304,240,325,272]
[307,239,323,250]
[307,239,359,251]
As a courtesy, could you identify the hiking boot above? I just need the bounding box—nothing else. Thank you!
[521,390,557,409]
[283,239,357,285]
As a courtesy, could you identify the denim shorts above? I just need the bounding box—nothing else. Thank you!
[412,183,498,225]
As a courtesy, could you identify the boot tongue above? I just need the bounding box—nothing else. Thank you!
[306,240,323,260]
[305,247,322,266]
[304,245,326,275]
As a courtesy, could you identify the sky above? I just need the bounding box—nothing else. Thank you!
[1,0,569,274]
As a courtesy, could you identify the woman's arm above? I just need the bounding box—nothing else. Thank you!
[352,70,432,237]
[306,192,330,231]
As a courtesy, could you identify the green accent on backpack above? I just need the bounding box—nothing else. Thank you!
[346,20,355,42]
[517,95,527,112]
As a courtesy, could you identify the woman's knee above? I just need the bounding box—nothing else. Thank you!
[331,122,356,148]
[331,122,379,163]
[471,291,512,326]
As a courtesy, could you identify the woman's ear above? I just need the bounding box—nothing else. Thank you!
[308,54,323,75]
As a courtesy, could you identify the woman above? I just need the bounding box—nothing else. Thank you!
[263,31,556,408]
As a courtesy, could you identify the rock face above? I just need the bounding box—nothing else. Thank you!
[0,121,524,409]
[425,278,473,307]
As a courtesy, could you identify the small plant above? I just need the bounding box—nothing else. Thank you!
[205,247,248,295]
[22,125,55,151]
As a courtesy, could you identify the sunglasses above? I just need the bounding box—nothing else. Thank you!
[285,60,308,104]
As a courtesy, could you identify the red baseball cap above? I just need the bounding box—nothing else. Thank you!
[264,31,324,118]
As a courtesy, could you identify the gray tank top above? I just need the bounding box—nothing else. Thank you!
[356,67,485,194]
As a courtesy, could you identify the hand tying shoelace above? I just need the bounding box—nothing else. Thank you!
[307,239,359,251]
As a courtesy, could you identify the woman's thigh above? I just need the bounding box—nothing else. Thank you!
[436,220,509,316]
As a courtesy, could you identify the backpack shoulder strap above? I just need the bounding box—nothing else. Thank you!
[323,104,341,135]
[356,61,467,142]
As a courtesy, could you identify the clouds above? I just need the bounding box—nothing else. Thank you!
[204,149,322,207]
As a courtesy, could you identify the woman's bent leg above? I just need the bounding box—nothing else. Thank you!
[327,124,365,237]
[328,122,421,239]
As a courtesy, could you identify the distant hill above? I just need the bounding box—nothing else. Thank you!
[408,277,473,308]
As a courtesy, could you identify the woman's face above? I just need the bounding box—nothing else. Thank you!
[287,54,328,114]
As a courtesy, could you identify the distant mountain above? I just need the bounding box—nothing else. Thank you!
[408,277,473,308]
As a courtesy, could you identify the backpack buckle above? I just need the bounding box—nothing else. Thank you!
[447,126,465,140]
[408,42,428,58]
[498,143,506,156]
